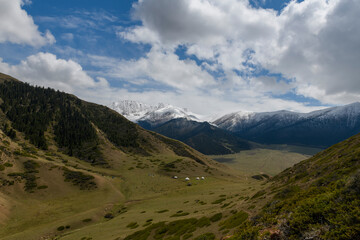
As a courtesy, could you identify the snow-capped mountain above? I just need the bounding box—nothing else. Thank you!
[110,100,252,154]
[138,104,201,127]
[213,102,360,148]
[110,100,201,126]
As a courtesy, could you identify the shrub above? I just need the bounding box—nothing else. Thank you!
[210,213,222,222]
[193,233,215,240]
[219,211,248,229]
[3,162,12,167]
[211,198,226,204]
[63,167,97,190]
[126,222,139,229]
[104,213,114,219]
[57,226,65,231]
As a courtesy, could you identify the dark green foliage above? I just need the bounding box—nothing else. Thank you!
[82,218,92,223]
[54,102,101,164]
[124,216,215,240]
[193,233,215,240]
[182,233,193,239]
[82,103,141,150]
[2,123,16,139]
[195,217,211,227]
[0,165,4,171]
[57,226,65,231]
[170,211,189,217]
[104,213,114,219]
[0,80,104,163]
[23,160,39,173]
[219,211,249,229]
[124,222,165,240]
[274,185,300,199]
[210,213,222,222]
[251,190,266,199]
[156,209,169,213]
[3,162,13,167]
[7,160,39,192]
[211,198,226,204]
[62,167,97,190]
[251,174,270,181]
[126,222,139,229]
[0,177,14,186]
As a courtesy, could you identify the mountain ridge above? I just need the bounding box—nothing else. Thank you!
[214,102,360,148]
[139,118,252,155]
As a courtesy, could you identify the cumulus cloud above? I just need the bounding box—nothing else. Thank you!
[0,51,321,116]
[0,52,107,93]
[0,0,55,46]
[118,0,360,106]
[89,47,216,91]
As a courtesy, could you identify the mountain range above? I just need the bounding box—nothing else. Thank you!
[214,103,360,148]
[112,100,360,150]
[111,100,252,155]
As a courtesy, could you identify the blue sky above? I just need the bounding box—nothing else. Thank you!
[0,0,359,116]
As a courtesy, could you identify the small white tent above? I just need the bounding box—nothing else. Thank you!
[185,177,190,181]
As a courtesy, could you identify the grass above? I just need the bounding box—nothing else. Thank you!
[219,211,248,229]
[210,147,314,176]
[0,119,265,240]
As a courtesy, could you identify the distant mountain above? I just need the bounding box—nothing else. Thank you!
[139,118,252,155]
[110,100,200,127]
[111,100,253,155]
[214,103,360,148]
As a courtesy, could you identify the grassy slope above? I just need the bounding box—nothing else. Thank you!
[0,126,265,240]
[229,133,360,239]
[0,73,249,240]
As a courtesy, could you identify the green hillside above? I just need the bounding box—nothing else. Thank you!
[229,133,360,239]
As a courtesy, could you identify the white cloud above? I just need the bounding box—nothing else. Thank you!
[0,52,107,93]
[0,51,321,116]
[89,47,216,91]
[0,0,55,46]
[118,0,360,106]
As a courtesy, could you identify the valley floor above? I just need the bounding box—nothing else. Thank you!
[0,146,316,240]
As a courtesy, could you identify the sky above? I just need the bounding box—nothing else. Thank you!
[0,0,359,116]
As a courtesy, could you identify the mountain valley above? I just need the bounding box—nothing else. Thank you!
[0,73,359,240]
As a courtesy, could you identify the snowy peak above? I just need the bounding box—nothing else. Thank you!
[110,100,164,121]
[214,102,360,129]
[305,102,360,119]
[139,104,200,127]
[110,100,200,126]
[213,102,360,148]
